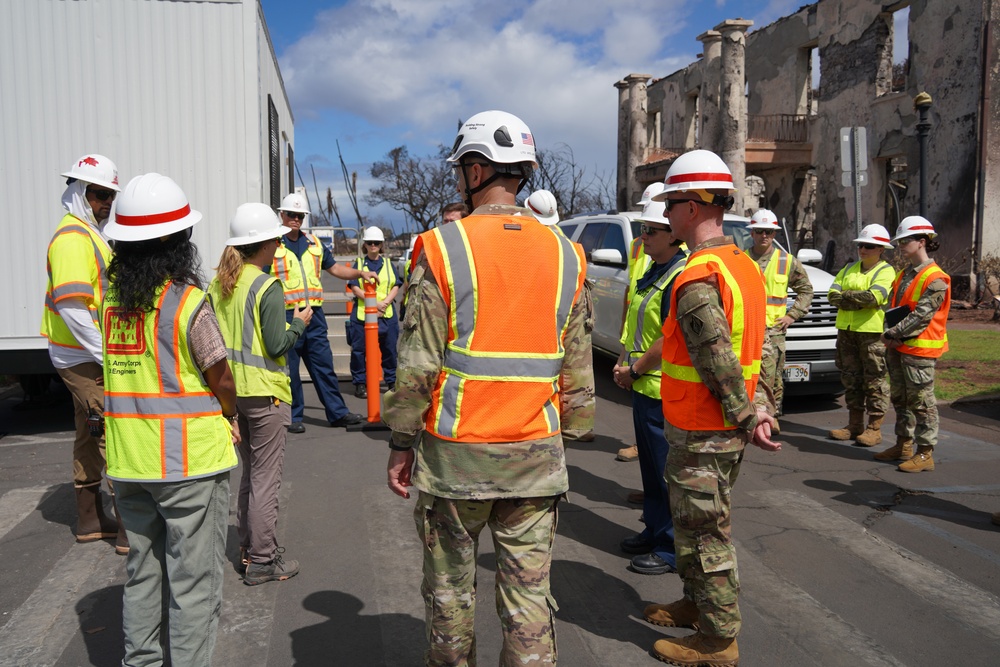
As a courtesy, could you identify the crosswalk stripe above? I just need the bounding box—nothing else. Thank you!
[0,486,50,541]
[0,434,74,449]
[751,489,1000,641]
[890,511,1000,567]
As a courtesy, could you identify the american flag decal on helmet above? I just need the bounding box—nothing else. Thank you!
[521,132,534,147]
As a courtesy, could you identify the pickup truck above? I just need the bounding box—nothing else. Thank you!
[557,211,841,395]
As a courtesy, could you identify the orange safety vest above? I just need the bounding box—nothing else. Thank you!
[890,262,951,358]
[416,214,586,442]
[661,244,765,431]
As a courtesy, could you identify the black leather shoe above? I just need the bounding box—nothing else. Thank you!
[387,383,395,392]
[620,533,653,555]
[354,384,367,398]
[630,552,676,575]
[330,412,364,427]
[287,422,305,434]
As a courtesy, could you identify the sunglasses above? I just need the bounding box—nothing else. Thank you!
[365,241,383,246]
[665,198,702,211]
[640,223,670,235]
[857,243,881,250]
[87,188,116,202]
[284,212,305,221]
[752,229,776,236]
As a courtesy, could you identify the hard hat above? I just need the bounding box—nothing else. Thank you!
[363,226,385,242]
[748,209,780,230]
[652,150,735,207]
[636,182,665,206]
[277,192,309,215]
[447,110,537,168]
[61,154,120,191]
[853,223,893,248]
[226,203,290,246]
[104,173,202,242]
[893,215,937,242]
[524,190,559,225]
[636,200,670,227]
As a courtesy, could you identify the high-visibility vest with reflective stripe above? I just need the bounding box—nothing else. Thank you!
[102,281,237,482]
[621,257,686,399]
[890,262,951,358]
[619,237,650,346]
[416,215,586,442]
[351,256,397,320]
[760,246,791,327]
[661,244,765,431]
[40,214,112,348]
[271,233,325,308]
[208,266,292,403]
[830,260,896,332]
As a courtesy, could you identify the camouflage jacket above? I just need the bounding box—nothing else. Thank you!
[748,245,814,323]
[383,205,595,499]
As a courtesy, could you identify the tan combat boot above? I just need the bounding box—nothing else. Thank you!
[617,444,639,462]
[652,633,738,667]
[644,597,700,629]
[855,416,884,447]
[874,438,914,462]
[829,409,864,441]
[898,446,935,473]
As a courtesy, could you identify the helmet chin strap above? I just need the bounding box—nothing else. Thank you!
[460,160,531,212]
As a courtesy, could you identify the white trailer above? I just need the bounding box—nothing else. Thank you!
[0,0,295,377]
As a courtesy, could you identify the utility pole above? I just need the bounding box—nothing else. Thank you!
[914,92,933,218]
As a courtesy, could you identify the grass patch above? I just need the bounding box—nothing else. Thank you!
[936,330,1000,402]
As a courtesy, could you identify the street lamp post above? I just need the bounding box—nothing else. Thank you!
[914,92,933,218]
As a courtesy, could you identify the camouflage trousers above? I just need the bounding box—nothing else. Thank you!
[666,447,744,639]
[757,328,785,415]
[887,348,938,449]
[835,329,888,416]
[414,491,560,667]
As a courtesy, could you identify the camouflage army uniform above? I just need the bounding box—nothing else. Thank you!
[748,246,813,416]
[883,259,949,451]
[664,236,767,639]
[384,203,595,667]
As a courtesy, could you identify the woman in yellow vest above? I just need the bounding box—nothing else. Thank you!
[828,224,896,447]
[101,173,240,667]
[209,203,313,585]
[877,216,951,472]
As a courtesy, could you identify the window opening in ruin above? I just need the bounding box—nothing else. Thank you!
[807,47,820,115]
[877,4,910,96]
[684,92,699,149]
[884,156,908,235]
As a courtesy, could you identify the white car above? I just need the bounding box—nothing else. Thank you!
[557,212,840,395]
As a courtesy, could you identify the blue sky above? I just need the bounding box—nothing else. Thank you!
[257,0,812,234]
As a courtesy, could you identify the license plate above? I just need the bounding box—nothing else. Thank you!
[783,363,810,382]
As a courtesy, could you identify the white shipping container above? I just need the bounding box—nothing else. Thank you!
[0,0,294,375]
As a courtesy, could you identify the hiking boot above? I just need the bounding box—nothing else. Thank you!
[244,551,300,586]
[75,486,118,542]
[354,384,367,398]
[652,633,738,666]
[620,533,653,555]
[829,409,864,441]
[855,416,884,447]
[617,444,639,462]
[874,438,914,462]
[630,552,676,575]
[287,422,305,434]
[898,447,934,473]
[644,597,700,629]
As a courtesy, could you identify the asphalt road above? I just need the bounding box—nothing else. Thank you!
[1,352,999,666]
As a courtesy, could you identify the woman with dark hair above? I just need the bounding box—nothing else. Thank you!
[878,216,951,472]
[209,203,311,585]
[102,173,239,667]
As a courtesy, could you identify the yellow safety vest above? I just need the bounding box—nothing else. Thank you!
[830,260,896,332]
[271,232,325,309]
[208,266,292,403]
[761,247,791,328]
[41,214,112,348]
[102,281,237,482]
[620,237,651,346]
[352,256,397,320]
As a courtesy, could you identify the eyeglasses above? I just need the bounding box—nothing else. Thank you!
[897,237,918,245]
[665,198,702,211]
[365,241,383,246]
[640,223,670,236]
[857,243,881,250]
[87,188,116,202]
[283,212,305,221]
[752,229,777,236]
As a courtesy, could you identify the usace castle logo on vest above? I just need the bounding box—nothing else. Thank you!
[104,308,146,376]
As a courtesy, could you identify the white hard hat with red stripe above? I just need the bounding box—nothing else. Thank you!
[525,189,559,225]
[651,149,735,210]
[853,224,893,248]
[61,154,120,191]
[104,173,202,242]
[892,215,937,242]
[278,192,310,215]
[636,182,665,206]
[748,209,780,230]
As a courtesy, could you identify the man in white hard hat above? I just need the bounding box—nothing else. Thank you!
[270,192,375,432]
[746,209,813,426]
[644,149,777,666]
[385,110,594,666]
[41,154,126,553]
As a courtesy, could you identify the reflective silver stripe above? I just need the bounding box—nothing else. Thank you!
[632,262,682,353]
[766,296,787,306]
[365,293,378,323]
[51,282,96,300]
[56,223,109,295]
[227,348,285,372]
[871,284,889,298]
[543,396,559,432]
[106,394,220,415]
[163,418,185,480]
[443,348,562,380]
[776,249,788,275]
[830,283,842,292]
[230,274,284,373]
[436,374,462,438]
[552,233,581,340]
[156,284,206,393]
[435,223,477,348]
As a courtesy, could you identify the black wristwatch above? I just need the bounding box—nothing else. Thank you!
[628,364,641,381]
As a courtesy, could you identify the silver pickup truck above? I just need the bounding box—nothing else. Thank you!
[558,211,841,395]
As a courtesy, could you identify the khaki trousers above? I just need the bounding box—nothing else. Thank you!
[56,362,108,488]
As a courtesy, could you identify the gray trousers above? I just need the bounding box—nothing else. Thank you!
[116,472,230,667]
[236,396,291,563]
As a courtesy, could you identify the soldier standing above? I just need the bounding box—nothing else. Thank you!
[828,225,896,446]
[643,150,777,666]
[384,110,594,666]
